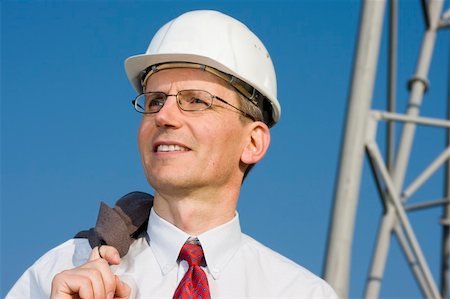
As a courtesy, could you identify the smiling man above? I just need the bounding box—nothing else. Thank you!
[8,10,337,299]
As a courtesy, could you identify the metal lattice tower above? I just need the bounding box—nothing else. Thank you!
[323,0,450,298]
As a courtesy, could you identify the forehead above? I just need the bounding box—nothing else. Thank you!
[145,68,234,93]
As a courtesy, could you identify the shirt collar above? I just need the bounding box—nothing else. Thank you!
[147,208,242,279]
[197,212,242,279]
[147,208,190,275]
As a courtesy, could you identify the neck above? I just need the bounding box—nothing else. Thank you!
[153,188,239,236]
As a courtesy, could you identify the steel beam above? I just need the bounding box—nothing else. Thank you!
[441,40,450,299]
[323,1,386,297]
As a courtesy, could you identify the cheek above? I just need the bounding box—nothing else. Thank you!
[138,120,153,153]
[205,123,245,158]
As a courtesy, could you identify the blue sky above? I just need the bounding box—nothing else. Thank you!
[2,1,449,298]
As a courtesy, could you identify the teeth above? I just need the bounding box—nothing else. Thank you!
[157,144,188,152]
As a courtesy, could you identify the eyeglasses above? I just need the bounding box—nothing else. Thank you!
[132,89,256,121]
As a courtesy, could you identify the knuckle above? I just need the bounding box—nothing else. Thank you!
[96,258,109,267]
[53,269,72,281]
[86,267,102,277]
[51,272,65,285]
[78,275,91,285]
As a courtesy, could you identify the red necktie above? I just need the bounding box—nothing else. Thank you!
[173,243,211,299]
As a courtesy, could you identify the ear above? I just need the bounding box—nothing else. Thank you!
[241,122,271,165]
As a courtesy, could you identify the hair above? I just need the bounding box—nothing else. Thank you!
[237,92,264,124]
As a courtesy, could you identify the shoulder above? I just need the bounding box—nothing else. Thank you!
[35,238,92,266]
[240,234,315,276]
[239,234,339,298]
[7,239,91,299]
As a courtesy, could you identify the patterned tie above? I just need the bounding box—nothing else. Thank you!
[173,242,211,299]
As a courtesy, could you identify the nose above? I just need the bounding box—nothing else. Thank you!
[154,94,182,128]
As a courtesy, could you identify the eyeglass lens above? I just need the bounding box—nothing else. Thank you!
[134,90,213,113]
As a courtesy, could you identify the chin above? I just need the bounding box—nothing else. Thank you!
[147,172,191,188]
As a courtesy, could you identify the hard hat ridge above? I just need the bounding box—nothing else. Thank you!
[125,10,280,126]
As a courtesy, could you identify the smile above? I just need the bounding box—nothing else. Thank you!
[156,144,189,152]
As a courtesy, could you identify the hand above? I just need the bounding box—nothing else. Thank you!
[50,245,131,299]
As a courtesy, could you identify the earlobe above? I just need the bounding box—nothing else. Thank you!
[241,122,271,165]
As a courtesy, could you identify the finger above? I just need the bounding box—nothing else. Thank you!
[51,271,94,299]
[90,245,121,265]
[113,275,131,299]
[51,258,118,299]
[86,249,120,297]
[82,259,117,298]
[56,267,106,299]
[79,267,107,299]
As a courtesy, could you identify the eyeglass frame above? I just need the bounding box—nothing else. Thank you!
[132,89,256,121]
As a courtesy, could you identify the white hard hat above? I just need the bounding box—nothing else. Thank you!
[124,10,280,127]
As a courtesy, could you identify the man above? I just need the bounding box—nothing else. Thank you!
[8,10,338,298]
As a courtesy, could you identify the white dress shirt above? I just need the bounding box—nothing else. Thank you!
[7,208,338,298]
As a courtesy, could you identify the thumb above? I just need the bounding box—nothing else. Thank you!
[90,245,121,265]
[114,275,131,299]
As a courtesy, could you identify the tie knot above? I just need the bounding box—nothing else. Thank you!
[178,243,205,267]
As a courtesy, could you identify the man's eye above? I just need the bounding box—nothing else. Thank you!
[190,97,207,105]
[149,98,165,107]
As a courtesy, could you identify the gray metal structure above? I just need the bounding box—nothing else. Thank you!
[323,0,450,298]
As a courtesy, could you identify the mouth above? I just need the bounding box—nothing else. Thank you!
[155,144,190,153]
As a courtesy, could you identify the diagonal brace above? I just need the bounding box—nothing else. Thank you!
[366,140,441,298]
